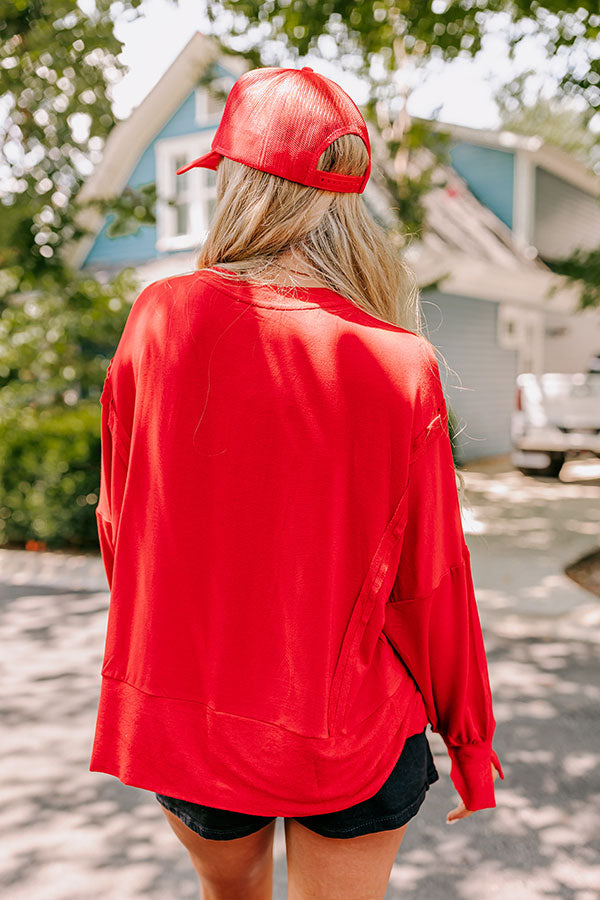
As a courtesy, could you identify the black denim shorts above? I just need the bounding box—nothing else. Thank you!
[154,727,439,840]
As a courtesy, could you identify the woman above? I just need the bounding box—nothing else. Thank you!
[90,65,503,899]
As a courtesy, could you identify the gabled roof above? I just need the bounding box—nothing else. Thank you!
[70,32,248,268]
[81,32,248,201]
[419,117,600,197]
[366,128,580,311]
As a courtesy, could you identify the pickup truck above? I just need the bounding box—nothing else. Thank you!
[511,371,600,477]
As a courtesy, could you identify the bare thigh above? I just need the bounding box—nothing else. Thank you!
[159,805,276,899]
[284,817,410,900]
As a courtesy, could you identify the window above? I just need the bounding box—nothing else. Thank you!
[155,135,218,252]
[195,86,227,125]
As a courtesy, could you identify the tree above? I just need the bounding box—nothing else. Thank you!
[0,0,158,549]
[0,0,153,414]
[206,0,600,308]
[496,80,600,173]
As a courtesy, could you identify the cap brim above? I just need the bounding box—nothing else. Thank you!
[176,150,222,175]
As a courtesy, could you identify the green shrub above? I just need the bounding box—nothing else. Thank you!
[0,402,101,551]
[0,398,463,553]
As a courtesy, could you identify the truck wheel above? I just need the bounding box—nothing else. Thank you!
[517,452,565,478]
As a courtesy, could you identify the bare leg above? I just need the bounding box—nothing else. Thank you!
[159,805,276,900]
[285,817,410,900]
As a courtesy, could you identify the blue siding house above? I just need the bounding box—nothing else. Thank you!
[76,33,600,463]
[428,118,600,384]
[448,143,514,230]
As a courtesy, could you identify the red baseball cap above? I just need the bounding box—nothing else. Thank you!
[176,66,371,193]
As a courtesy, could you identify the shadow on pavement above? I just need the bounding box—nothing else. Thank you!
[1,456,599,898]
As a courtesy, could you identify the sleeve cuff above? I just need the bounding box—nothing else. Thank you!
[446,743,505,811]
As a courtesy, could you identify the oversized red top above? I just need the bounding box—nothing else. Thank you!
[89,267,504,815]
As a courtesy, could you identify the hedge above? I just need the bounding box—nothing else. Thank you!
[0,402,101,551]
[0,400,463,553]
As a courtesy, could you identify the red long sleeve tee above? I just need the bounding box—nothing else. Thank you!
[89,267,504,816]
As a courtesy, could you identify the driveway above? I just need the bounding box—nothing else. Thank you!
[1,456,599,899]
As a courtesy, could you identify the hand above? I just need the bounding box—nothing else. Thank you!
[446,762,500,824]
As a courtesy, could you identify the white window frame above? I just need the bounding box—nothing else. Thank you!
[155,133,218,253]
[194,86,226,126]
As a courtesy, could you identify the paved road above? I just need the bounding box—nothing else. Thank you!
[1,455,599,899]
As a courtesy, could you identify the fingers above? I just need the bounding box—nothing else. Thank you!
[446,802,474,824]
[446,761,501,824]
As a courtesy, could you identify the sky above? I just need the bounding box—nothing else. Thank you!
[110,0,580,130]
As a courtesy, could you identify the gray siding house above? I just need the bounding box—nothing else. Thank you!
[434,119,600,380]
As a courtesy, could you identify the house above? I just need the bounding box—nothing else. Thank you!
[430,119,600,378]
[74,32,599,463]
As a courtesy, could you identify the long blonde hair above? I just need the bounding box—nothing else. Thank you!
[197,133,422,332]
[196,133,466,503]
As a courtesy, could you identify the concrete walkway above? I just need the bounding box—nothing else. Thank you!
[1,455,599,899]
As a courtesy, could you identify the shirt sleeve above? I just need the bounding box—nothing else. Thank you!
[383,343,505,812]
[95,363,130,592]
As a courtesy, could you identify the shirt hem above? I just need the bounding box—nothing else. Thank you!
[89,674,430,818]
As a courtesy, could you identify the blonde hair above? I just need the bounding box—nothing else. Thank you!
[198,133,422,332]
[196,133,466,504]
